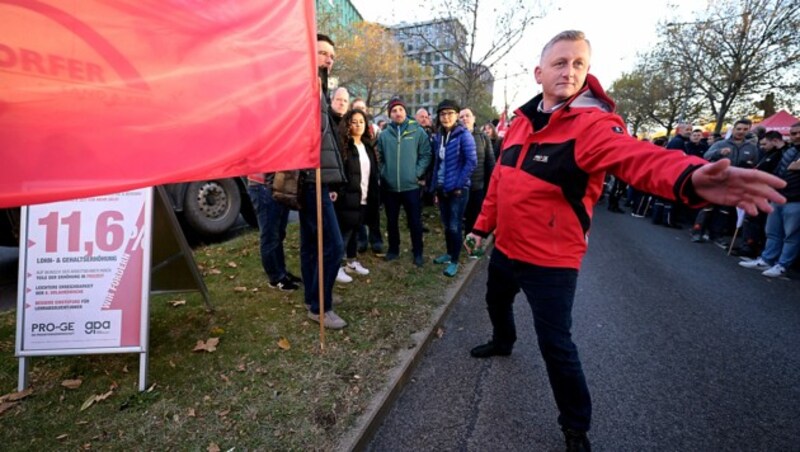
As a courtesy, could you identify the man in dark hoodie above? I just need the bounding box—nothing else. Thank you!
[464,30,786,452]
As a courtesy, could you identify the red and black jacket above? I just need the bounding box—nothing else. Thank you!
[472,75,707,269]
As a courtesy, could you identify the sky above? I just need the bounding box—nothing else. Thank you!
[348,0,700,112]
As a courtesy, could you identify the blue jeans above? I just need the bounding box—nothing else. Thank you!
[484,248,591,432]
[247,184,290,284]
[437,190,469,261]
[760,201,800,268]
[299,184,343,314]
[383,187,423,258]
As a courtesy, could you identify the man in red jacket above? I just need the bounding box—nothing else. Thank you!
[464,30,786,452]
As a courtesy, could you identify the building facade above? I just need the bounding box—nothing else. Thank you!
[316,0,363,36]
[390,19,494,116]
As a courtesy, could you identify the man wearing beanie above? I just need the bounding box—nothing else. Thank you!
[377,97,432,267]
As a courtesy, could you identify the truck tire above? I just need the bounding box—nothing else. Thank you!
[183,179,241,237]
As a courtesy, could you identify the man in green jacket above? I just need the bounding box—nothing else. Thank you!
[377,98,432,267]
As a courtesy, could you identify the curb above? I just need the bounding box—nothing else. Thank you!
[337,241,492,452]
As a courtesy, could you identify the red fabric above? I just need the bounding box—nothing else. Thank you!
[496,109,508,137]
[0,0,319,208]
[474,75,707,269]
[758,109,799,137]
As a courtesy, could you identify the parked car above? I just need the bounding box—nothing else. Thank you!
[0,177,256,246]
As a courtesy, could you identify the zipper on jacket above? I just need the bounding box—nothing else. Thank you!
[396,130,401,189]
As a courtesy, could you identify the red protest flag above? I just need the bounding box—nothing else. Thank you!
[496,108,508,138]
[0,0,320,208]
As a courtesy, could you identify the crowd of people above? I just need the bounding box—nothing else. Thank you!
[246,34,497,330]
[604,119,800,278]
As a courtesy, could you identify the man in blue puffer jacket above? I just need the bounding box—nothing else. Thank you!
[431,99,477,277]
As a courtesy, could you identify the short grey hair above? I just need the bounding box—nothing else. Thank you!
[541,30,592,61]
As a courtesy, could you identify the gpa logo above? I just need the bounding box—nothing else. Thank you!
[85,320,112,335]
[611,126,624,134]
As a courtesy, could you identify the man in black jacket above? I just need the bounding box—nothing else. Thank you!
[298,34,348,329]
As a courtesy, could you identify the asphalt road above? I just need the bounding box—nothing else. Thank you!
[366,207,800,451]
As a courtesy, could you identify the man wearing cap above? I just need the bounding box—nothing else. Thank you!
[465,30,786,451]
[377,97,432,267]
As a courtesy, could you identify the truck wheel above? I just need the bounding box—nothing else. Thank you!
[183,179,241,237]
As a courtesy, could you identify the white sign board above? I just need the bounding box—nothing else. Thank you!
[16,188,152,355]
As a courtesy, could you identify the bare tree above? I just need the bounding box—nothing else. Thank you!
[663,0,800,132]
[396,0,544,107]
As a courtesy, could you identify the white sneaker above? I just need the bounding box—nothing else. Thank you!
[739,257,770,270]
[345,260,370,275]
[762,264,786,278]
[336,267,353,283]
[307,310,347,329]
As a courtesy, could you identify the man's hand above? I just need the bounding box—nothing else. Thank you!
[330,192,338,202]
[464,232,483,254]
[691,159,786,216]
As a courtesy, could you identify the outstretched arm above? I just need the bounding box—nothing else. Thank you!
[691,159,786,216]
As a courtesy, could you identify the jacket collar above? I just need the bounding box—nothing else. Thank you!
[516,74,616,126]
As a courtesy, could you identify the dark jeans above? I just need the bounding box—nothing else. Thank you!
[358,206,383,249]
[383,187,423,258]
[299,184,343,314]
[341,205,367,260]
[463,188,485,235]
[247,184,290,284]
[438,190,469,261]
[484,248,591,432]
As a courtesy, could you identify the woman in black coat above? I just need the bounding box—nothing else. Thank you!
[334,108,380,282]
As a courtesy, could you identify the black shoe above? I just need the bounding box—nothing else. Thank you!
[470,341,512,358]
[607,205,624,213]
[564,429,591,452]
[664,223,682,229]
[286,272,302,284]
[268,276,299,292]
[413,255,424,267]
[357,242,368,253]
[384,253,399,262]
[371,243,385,255]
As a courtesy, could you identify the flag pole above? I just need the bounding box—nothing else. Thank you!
[316,168,325,350]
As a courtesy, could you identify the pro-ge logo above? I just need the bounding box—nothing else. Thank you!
[533,155,549,163]
[85,320,112,335]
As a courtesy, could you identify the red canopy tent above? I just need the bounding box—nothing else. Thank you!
[757,110,799,137]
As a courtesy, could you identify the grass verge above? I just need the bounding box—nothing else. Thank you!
[0,207,463,450]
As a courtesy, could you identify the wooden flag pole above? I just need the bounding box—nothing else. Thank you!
[316,169,325,350]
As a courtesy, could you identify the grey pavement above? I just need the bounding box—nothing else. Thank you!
[365,208,800,451]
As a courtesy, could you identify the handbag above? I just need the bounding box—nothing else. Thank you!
[272,170,304,210]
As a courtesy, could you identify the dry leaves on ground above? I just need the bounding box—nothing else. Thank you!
[169,299,186,307]
[79,389,113,412]
[277,337,291,351]
[193,337,220,353]
[61,379,83,390]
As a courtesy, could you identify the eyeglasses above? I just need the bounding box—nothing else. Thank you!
[439,111,457,117]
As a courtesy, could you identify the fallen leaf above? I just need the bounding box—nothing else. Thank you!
[233,286,248,292]
[80,395,97,411]
[250,288,259,292]
[226,261,238,268]
[0,402,17,415]
[95,390,113,402]
[56,434,69,440]
[210,327,225,336]
[236,364,246,372]
[173,414,180,422]
[82,443,91,450]
[169,360,176,368]
[209,269,222,275]
[62,379,83,390]
[277,338,291,351]
[435,327,444,338]
[3,388,33,402]
[76,421,88,425]
[208,443,221,452]
[187,408,196,417]
[220,374,230,383]
[169,299,186,307]
[217,409,230,418]
[193,337,220,353]
[122,365,129,373]
[146,384,157,393]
